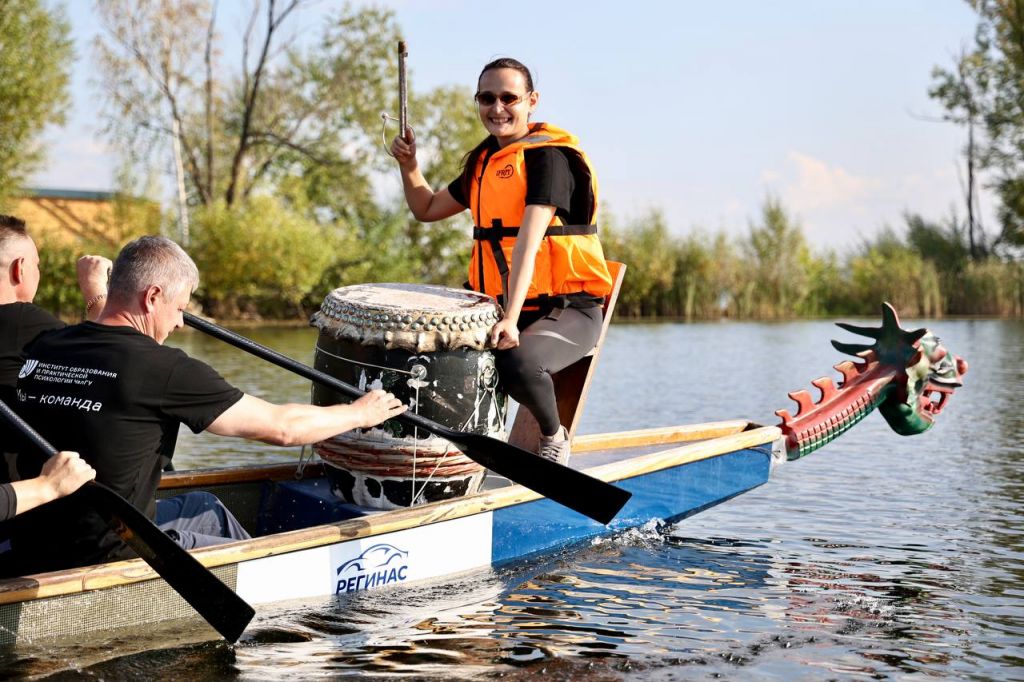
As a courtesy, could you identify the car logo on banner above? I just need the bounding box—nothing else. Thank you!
[335,543,409,594]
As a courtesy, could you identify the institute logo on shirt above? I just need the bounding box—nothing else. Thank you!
[17,359,38,379]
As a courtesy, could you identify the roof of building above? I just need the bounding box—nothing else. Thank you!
[22,187,118,202]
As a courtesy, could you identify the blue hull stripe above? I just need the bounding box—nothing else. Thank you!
[490,445,773,564]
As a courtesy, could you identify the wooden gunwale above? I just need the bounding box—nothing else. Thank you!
[154,420,756,490]
[0,421,779,606]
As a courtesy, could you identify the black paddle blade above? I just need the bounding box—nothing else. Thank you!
[0,400,255,642]
[79,484,254,642]
[438,430,630,525]
[184,312,632,524]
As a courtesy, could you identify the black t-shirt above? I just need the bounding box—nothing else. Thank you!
[2,322,243,573]
[0,303,64,484]
[447,146,575,223]
[0,483,13,522]
[0,302,64,403]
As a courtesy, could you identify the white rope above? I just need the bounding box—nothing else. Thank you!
[312,344,506,506]
[295,443,316,480]
[381,112,399,157]
[411,382,418,504]
[295,381,320,479]
[315,343,416,376]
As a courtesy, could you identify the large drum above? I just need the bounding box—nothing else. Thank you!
[310,283,507,509]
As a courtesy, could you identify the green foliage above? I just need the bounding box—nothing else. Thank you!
[955,258,1024,315]
[601,209,679,317]
[670,232,737,320]
[596,199,1022,320]
[930,1,1024,248]
[737,197,815,318]
[33,238,83,320]
[190,198,339,318]
[0,0,73,204]
[33,235,123,321]
[848,229,943,317]
[56,3,1021,321]
[93,1,482,310]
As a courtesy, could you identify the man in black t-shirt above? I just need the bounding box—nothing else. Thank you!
[0,216,110,475]
[5,236,407,576]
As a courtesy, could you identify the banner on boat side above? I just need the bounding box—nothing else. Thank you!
[235,512,493,604]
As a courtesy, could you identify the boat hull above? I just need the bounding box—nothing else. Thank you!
[0,422,779,644]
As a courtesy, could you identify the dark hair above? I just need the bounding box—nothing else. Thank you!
[0,215,29,260]
[476,57,534,94]
[459,58,535,202]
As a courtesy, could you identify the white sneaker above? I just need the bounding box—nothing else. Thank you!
[537,426,571,465]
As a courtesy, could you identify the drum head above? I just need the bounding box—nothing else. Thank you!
[312,283,502,352]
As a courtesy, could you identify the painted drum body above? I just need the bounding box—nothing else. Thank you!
[310,284,507,510]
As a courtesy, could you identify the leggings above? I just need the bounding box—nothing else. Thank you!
[494,306,603,437]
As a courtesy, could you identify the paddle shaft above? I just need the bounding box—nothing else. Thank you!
[0,400,254,642]
[183,312,631,524]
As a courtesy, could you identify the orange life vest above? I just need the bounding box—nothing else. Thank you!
[467,122,613,308]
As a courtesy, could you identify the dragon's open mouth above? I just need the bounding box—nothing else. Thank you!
[920,352,966,418]
[920,383,954,417]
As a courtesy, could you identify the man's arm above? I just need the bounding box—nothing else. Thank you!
[3,451,96,520]
[205,390,407,446]
[77,255,112,321]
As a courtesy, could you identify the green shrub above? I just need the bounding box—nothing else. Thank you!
[190,198,340,318]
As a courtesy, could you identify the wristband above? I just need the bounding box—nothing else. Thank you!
[85,293,107,314]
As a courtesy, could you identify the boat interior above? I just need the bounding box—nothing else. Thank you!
[155,419,769,541]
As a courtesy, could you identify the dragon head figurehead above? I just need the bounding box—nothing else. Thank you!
[876,324,968,435]
[776,303,967,460]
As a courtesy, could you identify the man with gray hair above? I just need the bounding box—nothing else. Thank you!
[6,235,405,576]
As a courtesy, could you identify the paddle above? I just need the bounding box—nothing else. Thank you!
[0,400,254,643]
[183,312,632,525]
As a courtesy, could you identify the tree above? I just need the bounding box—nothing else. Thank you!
[0,0,73,206]
[600,209,678,318]
[929,46,989,258]
[931,1,1024,250]
[94,1,482,296]
[739,197,815,318]
[191,197,339,317]
[93,0,394,210]
[848,228,943,317]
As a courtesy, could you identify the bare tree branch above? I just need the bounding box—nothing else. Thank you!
[204,1,218,201]
[226,0,302,204]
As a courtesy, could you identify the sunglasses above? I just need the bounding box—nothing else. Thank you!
[474,91,529,106]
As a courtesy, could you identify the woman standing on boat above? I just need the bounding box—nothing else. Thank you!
[390,57,613,464]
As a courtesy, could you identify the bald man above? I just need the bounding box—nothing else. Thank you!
[0,215,110,408]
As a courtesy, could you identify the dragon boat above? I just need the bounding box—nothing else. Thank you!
[0,287,966,644]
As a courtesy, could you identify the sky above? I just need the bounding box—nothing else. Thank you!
[33,0,989,251]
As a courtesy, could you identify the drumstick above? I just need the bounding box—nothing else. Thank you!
[398,40,408,142]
